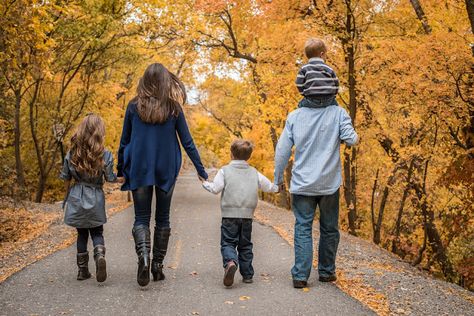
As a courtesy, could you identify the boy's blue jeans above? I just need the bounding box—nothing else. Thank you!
[291,190,340,281]
[220,217,254,279]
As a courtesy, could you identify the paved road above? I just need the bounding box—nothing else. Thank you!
[1,173,373,316]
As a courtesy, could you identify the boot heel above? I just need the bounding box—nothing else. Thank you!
[151,261,164,281]
[137,254,150,287]
[94,245,107,283]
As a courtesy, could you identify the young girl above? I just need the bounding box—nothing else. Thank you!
[117,63,208,287]
[60,114,118,282]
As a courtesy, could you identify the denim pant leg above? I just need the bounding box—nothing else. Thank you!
[317,189,340,277]
[76,228,89,253]
[291,194,317,281]
[220,218,240,268]
[154,185,175,229]
[89,225,105,247]
[132,186,153,227]
[237,219,254,278]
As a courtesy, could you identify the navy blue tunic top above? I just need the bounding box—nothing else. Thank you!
[117,102,208,192]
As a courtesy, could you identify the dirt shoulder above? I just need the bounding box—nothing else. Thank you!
[0,185,131,283]
[254,200,474,316]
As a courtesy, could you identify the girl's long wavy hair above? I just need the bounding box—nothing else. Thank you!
[135,63,186,124]
[70,114,105,177]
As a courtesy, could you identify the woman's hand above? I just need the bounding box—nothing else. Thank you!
[117,177,125,184]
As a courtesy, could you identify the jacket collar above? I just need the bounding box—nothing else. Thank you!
[308,57,325,63]
[229,160,249,168]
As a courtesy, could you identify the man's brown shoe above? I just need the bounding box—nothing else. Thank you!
[223,261,237,287]
[319,275,337,282]
[293,280,307,288]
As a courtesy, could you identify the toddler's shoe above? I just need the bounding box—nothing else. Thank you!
[223,261,237,287]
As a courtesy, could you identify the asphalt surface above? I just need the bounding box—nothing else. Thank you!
[1,172,374,316]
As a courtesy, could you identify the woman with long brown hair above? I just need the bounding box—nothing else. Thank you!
[117,63,208,286]
[60,114,119,283]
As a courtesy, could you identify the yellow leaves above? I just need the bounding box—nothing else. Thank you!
[239,295,251,301]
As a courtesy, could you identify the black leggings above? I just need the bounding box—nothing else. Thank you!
[76,226,104,253]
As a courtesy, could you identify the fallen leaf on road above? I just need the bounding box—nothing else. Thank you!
[239,296,250,301]
[224,301,234,305]
[303,287,310,292]
[260,272,270,277]
[191,312,199,315]
[190,271,198,276]
[168,265,177,269]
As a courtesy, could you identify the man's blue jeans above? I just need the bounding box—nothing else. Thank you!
[291,189,340,281]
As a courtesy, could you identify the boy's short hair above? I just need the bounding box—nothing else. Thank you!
[231,139,254,161]
[305,38,327,59]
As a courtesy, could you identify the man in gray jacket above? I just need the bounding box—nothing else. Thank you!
[274,105,358,288]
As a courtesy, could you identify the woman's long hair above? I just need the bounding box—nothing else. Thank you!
[70,114,105,177]
[135,63,186,124]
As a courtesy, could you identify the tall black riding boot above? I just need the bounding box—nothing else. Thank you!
[132,225,151,286]
[151,227,171,281]
[76,252,92,280]
[93,245,107,283]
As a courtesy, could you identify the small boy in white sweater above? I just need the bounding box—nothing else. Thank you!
[202,139,278,287]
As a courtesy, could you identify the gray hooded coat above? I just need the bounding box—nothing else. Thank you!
[60,150,117,228]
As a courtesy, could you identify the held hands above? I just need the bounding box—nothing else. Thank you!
[117,177,125,184]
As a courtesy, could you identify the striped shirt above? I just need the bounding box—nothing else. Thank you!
[274,106,358,196]
[296,57,339,97]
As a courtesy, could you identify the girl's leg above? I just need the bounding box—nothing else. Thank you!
[90,226,107,282]
[151,185,174,281]
[76,228,91,280]
[76,228,89,253]
[89,226,105,247]
[131,186,153,286]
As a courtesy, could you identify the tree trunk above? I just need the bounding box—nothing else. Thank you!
[413,161,455,280]
[373,168,399,244]
[392,159,415,253]
[342,4,359,235]
[35,176,47,203]
[370,169,379,239]
[344,147,358,235]
[465,0,474,35]
[14,89,26,189]
[28,80,45,202]
[409,0,432,34]
[412,227,427,266]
